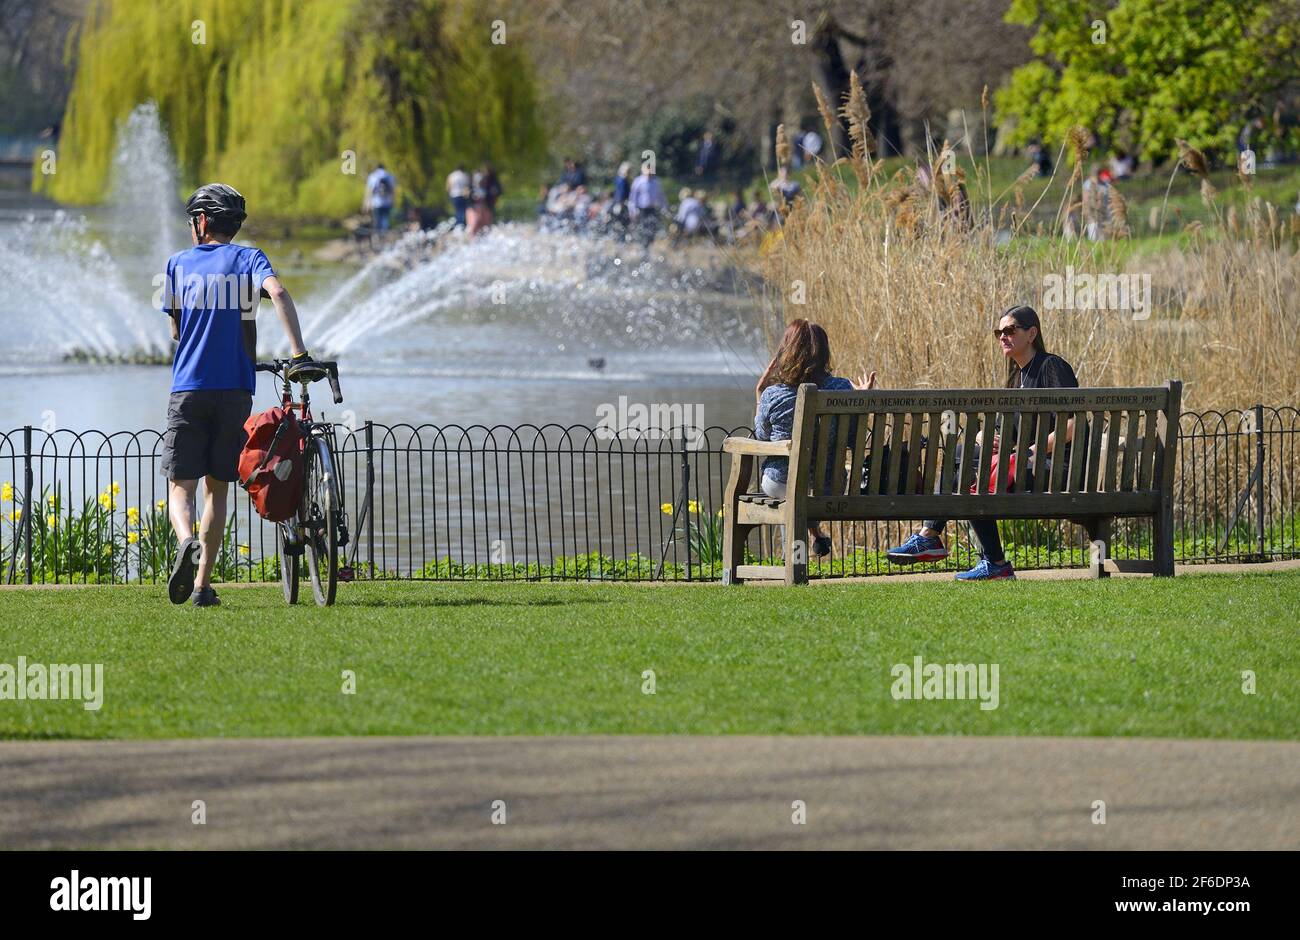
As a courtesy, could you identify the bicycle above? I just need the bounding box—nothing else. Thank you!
[254,358,352,606]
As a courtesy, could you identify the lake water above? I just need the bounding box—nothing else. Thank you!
[1,106,766,438]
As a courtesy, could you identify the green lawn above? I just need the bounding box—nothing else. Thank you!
[0,572,1295,740]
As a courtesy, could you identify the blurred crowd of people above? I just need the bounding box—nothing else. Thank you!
[537,155,791,248]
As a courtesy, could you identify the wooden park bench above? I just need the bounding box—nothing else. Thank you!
[721,381,1182,585]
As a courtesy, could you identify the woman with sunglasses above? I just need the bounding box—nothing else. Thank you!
[886,304,1078,580]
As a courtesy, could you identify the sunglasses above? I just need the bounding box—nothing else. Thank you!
[993,325,1022,338]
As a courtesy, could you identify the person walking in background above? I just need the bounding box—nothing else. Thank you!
[446,165,471,228]
[886,305,1078,581]
[629,164,667,247]
[364,163,396,233]
[673,187,707,242]
[479,162,502,215]
[560,157,586,189]
[695,131,719,180]
[613,162,633,205]
[466,163,501,236]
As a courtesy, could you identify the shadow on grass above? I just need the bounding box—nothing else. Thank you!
[341,596,614,609]
[0,730,86,741]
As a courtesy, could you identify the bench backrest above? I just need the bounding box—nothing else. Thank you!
[787,382,1182,502]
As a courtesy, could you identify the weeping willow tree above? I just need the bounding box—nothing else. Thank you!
[40,0,546,217]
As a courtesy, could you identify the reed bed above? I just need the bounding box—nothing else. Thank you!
[761,82,1300,412]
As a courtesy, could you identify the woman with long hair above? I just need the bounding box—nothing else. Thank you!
[887,304,1079,580]
[755,319,875,558]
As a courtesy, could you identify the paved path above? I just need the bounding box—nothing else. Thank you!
[2,736,1295,849]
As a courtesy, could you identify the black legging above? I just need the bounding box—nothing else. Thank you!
[923,442,1010,563]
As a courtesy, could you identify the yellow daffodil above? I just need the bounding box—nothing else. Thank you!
[687,500,701,514]
[110,482,121,496]
[46,514,56,527]
[660,502,674,515]
[156,498,167,511]
[1,482,11,502]
[238,544,250,556]
[7,508,20,523]
[127,506,140,525]
[127,532,139,545]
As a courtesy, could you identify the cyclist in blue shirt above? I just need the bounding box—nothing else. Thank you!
[159,183,315,607]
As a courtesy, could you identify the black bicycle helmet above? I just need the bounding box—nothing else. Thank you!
[185,182,247,233]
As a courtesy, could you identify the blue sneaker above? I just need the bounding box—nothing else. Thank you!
[886,532,950,564]
[955,559,1016,581]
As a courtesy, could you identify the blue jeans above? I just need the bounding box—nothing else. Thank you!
[372,205,391,232]
[451,196,469,227]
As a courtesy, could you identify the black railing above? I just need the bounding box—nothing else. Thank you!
[2,406,1296,585]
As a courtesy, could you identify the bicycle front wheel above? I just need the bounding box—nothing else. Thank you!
[302,435,340,606]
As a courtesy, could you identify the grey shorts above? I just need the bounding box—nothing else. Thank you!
[161,390,254,482]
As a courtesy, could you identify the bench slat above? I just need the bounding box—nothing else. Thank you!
[1104,409,1123,492]
[848,409,870,497]
[1067,410,1088,492]
[804,491,1161,519]
[957,413,978,494]
[1050,412,1070,492]
[976,413,995,494]
[1085,410,1106,492]
[1015,411,1034,492]
[1138,409,1160,490]
[1030,410,1050,492]
[885,414,906,495]
[807,387,1170,413]
[1120,409,1141,491]
[922,412,942,495]
[906,411,925,495]
[865,413,886,496]
[810,416,834,498]
[830,418,850,498]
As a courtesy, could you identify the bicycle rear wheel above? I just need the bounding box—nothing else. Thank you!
[302,435,340,606]
[279,524,299,604]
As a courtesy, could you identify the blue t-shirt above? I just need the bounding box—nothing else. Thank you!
[160,243,275,393]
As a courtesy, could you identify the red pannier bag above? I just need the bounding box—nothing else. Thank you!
[238,407,306,522]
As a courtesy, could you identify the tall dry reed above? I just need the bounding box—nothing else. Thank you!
[761,81,1300,411]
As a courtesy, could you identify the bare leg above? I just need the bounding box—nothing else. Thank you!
[195,476,229,590]
[169,479,198,543]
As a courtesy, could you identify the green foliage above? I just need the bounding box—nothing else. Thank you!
[40,0,546,217]
[996,0,1300,162]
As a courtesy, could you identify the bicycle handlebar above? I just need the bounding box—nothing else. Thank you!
[256,359,343,404]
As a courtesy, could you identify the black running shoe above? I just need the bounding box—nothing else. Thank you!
[169,537,202,604]
[191,586,220,607]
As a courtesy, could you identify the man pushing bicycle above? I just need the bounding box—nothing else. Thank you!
[159,183,320,607]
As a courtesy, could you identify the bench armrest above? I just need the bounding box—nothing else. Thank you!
[722,437,792,457]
